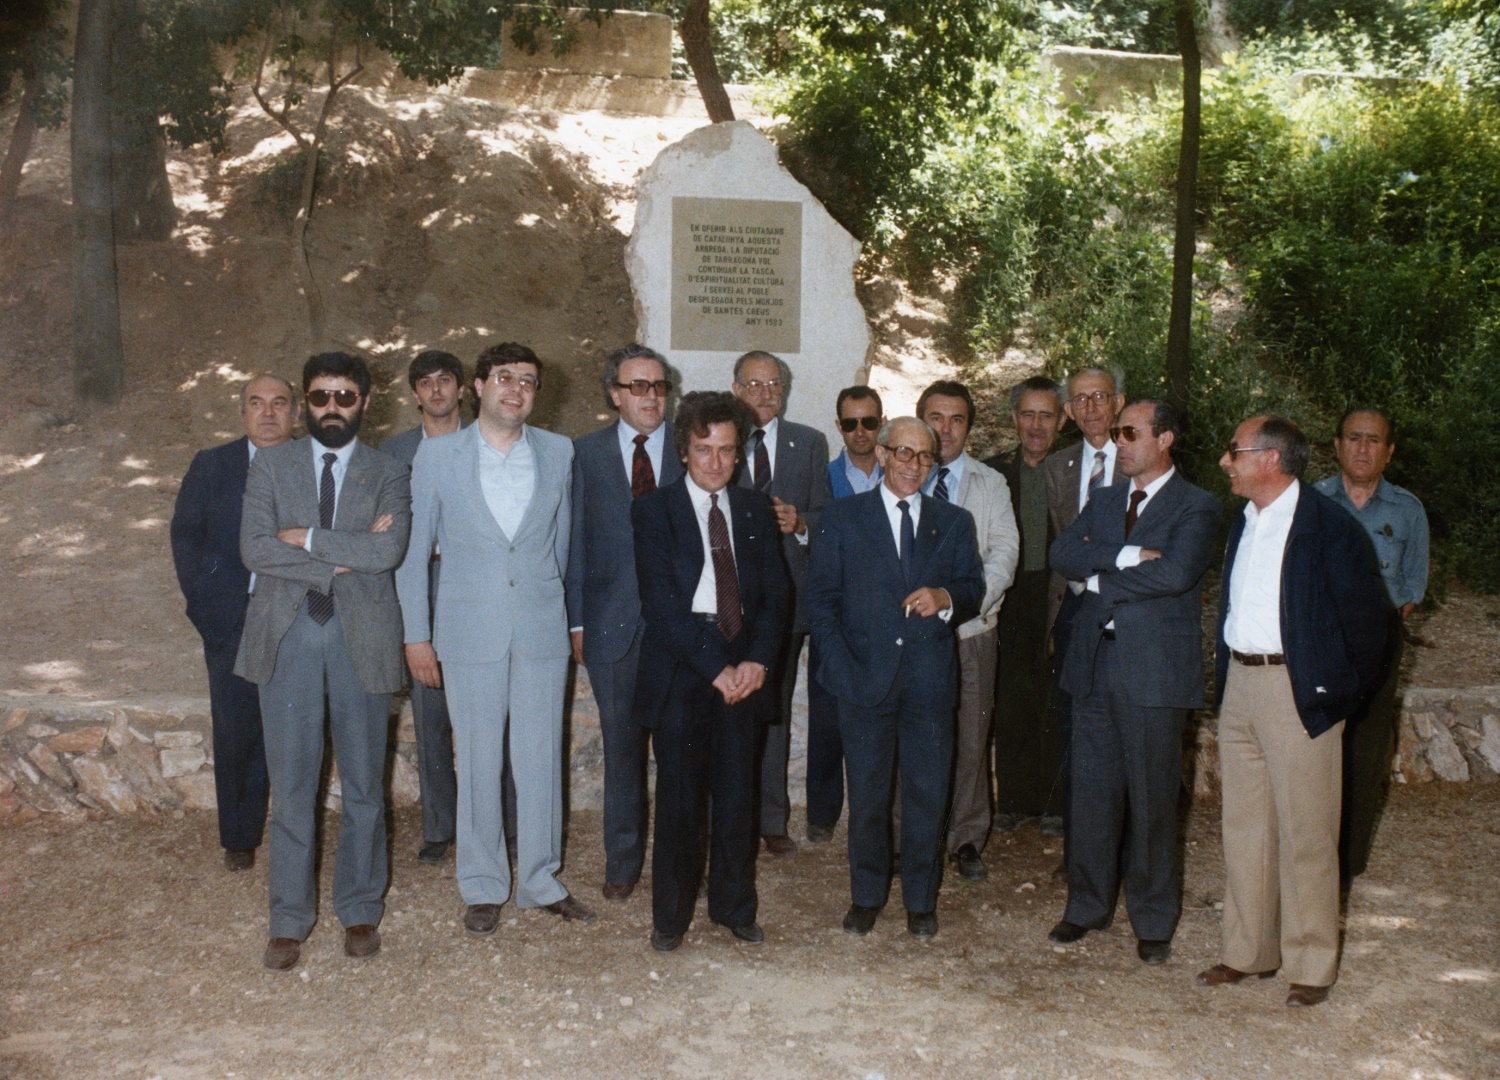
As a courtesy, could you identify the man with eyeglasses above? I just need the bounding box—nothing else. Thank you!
[1045,400,1218,965]
[916,380,1019,884]
[236,352,411,970]
[731,350,833,859]
[807,418,984,939]
[1200,415,1387,1007]
[565,344,682,902]
[398,342,598,939]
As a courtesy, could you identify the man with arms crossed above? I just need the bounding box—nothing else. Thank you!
[1200,414,1386,1006]
[237,352,411,970]
[171,374,298,871]
[398,342,596,937]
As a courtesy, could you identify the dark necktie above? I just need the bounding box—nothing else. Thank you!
[1085,449,1106,505]
[708,493,741,641]
[752,429,771,492]
[306,451,337,625]
[631,432,656,498]
[933,466,951,502]
[897,498,915,585]
[1125,488,1147,539]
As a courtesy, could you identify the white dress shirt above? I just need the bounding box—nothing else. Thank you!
[616,420,665,485]
[879,484,951,620]
[478,429,535,539]
[1076,438,1118,511]
[1086,466,1176,594]
[301,435,357,550]
[687,476,738,615]
[1224,479,1300,654]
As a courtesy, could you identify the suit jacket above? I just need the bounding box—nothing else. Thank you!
[171,437,254,648]
[396,424,573,665]
[1215,484,1389,738]
[737,418,832,633]
[235,437,412,693]
[1050,470,1221,708]
[565,421,683,667]
[631,480,791,729]
[807,488,985,711]
[378,419,471,470]
[948,453,1020,640]
[1040,437,1098,635]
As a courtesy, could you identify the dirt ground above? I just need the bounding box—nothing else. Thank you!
[2,784,1498,1079]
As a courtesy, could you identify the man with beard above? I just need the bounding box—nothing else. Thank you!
[236,352,411,970]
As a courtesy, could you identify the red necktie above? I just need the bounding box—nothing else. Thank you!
[708,493,741,641]
[631,433,656,497]
[1125,488,1147,539]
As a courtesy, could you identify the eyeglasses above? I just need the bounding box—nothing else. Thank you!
[883,445,938,467]
[838,416,881,433]
[488,371,539,391]
[739,379,784,393]
[305,388,361,408]
[1225,445,1272,459]
[1109,425,1154,443]
[614,379,673,398]
[1069,390,1114,409]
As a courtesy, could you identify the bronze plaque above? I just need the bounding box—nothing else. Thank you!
[670,196,801,353]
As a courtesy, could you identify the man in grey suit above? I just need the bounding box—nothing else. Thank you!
[236,352,412,971]
[380,349,465,864]
[566,343,681,902]
[732,350,833,858]
[1045,399,1219,964]
[398,342,596,936]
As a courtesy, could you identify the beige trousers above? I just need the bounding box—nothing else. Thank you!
[1218,661,1344,987]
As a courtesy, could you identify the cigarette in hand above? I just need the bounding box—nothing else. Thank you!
[905,605,912,618]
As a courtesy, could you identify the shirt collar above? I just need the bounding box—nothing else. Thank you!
[1245,477,1300,524]
[1132,465,1175,498]
[310,435,357,468]
[685,474,728,511]
[617,419,665,455]
[755,416,780,444]
[881,482,921,514]
[926,451,966,495]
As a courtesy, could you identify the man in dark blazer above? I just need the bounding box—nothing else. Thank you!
[1045,400,1219,964]
[732,350,833,858]
[566,343,682,901]
[1199,414,1387,1008]
[380,349,466,864]
[632,391,790,952]
[807,417,985,939]
[237,352,412,971]
[170,374,298,871]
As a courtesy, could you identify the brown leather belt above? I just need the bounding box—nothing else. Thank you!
[1231,649,1285,666]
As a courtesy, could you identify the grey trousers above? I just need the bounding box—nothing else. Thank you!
[444,654,569,908]
[758,631,805,836]
[590,633,649,886]
[410,559,457,846]
[259,604,390,940]
[947,627,999,854]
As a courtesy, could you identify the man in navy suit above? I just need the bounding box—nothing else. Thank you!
[632,391,790,953]
[807,417,984,939]
[566,343,682,902]
[1045,400,1220,964]
[170,374,298,871]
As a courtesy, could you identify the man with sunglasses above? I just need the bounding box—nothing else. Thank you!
[731,351,833,859]
[565,344,682,902]
[1045,400,1218,965]
[828,386,885,499]
[807,418,984,938]
[236,352,412,970]
[398,342,597,938]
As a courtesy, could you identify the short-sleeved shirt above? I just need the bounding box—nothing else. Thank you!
[1312,474,1429,610]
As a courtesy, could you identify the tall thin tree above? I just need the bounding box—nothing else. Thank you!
[679,0,734,122]
[1165,0,1201,418]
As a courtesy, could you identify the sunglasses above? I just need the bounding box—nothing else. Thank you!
[839,416,881,433]
[1109,424,1155,443]
[305,388,361,408]
[614,379,673,398]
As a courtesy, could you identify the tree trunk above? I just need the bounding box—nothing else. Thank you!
[71,0,126,403]
[109,0,176,240]
[679,0,734,123]
[1166,0,1201,420]
[0,56,43,242]
[292,137,327,349]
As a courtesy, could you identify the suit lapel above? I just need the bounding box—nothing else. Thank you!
[462,426,511,544]
[668,481,704,584]
[1125,472,1181,542]
[859,490,905,584]
[660,422,684,486]
[909,495,947,583]
[509,426,552,544]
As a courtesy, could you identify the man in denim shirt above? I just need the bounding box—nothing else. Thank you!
[1313,407,1428,882]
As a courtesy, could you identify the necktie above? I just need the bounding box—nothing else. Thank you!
[1125,488,1147,539]
[933,466,950,502]
[897,498,915,585]
[752,429,771,492]
[708,493,741,642]
[631,432,656,497]
[1085,449,1106,505]
[306,451,337,625]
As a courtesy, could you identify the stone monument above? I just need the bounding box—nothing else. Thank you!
[625,121,870,440]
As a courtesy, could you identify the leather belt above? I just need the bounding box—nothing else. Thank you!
[1231,649,1285,666]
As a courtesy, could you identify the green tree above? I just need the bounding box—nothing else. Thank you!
[0,0,69,240]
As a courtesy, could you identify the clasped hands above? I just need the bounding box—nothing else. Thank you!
[712,661,766,705]
[277,513,393,575]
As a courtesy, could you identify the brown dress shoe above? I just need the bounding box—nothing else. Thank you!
[464,903,502,936]
[344,924,381,958]
[224,849,255,872]
[545,894,598,923]
[602,881,635,902]
[263,937,300,970]
[1286,984,1330,1007]
[1197,964,1277,986]
[763,834,797,858]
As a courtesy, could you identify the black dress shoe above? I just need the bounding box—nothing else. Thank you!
[224,849,255,872]
[906,911,938,939]
[1287,984,1330,1007]
[728,922,764,944]
[806,822,836,843]
[464,903,502,936]
[843,904,880,936]
[602,881,635,902]
[544,894,598,923]
[763,834,798,858]
[1048,920,1089,944]
[950,843,988,881]
[344,924,381,958]
[417,840,451,864]
[650,929,683,952]
[263,937,300,970]
[1137,939,1171,964]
